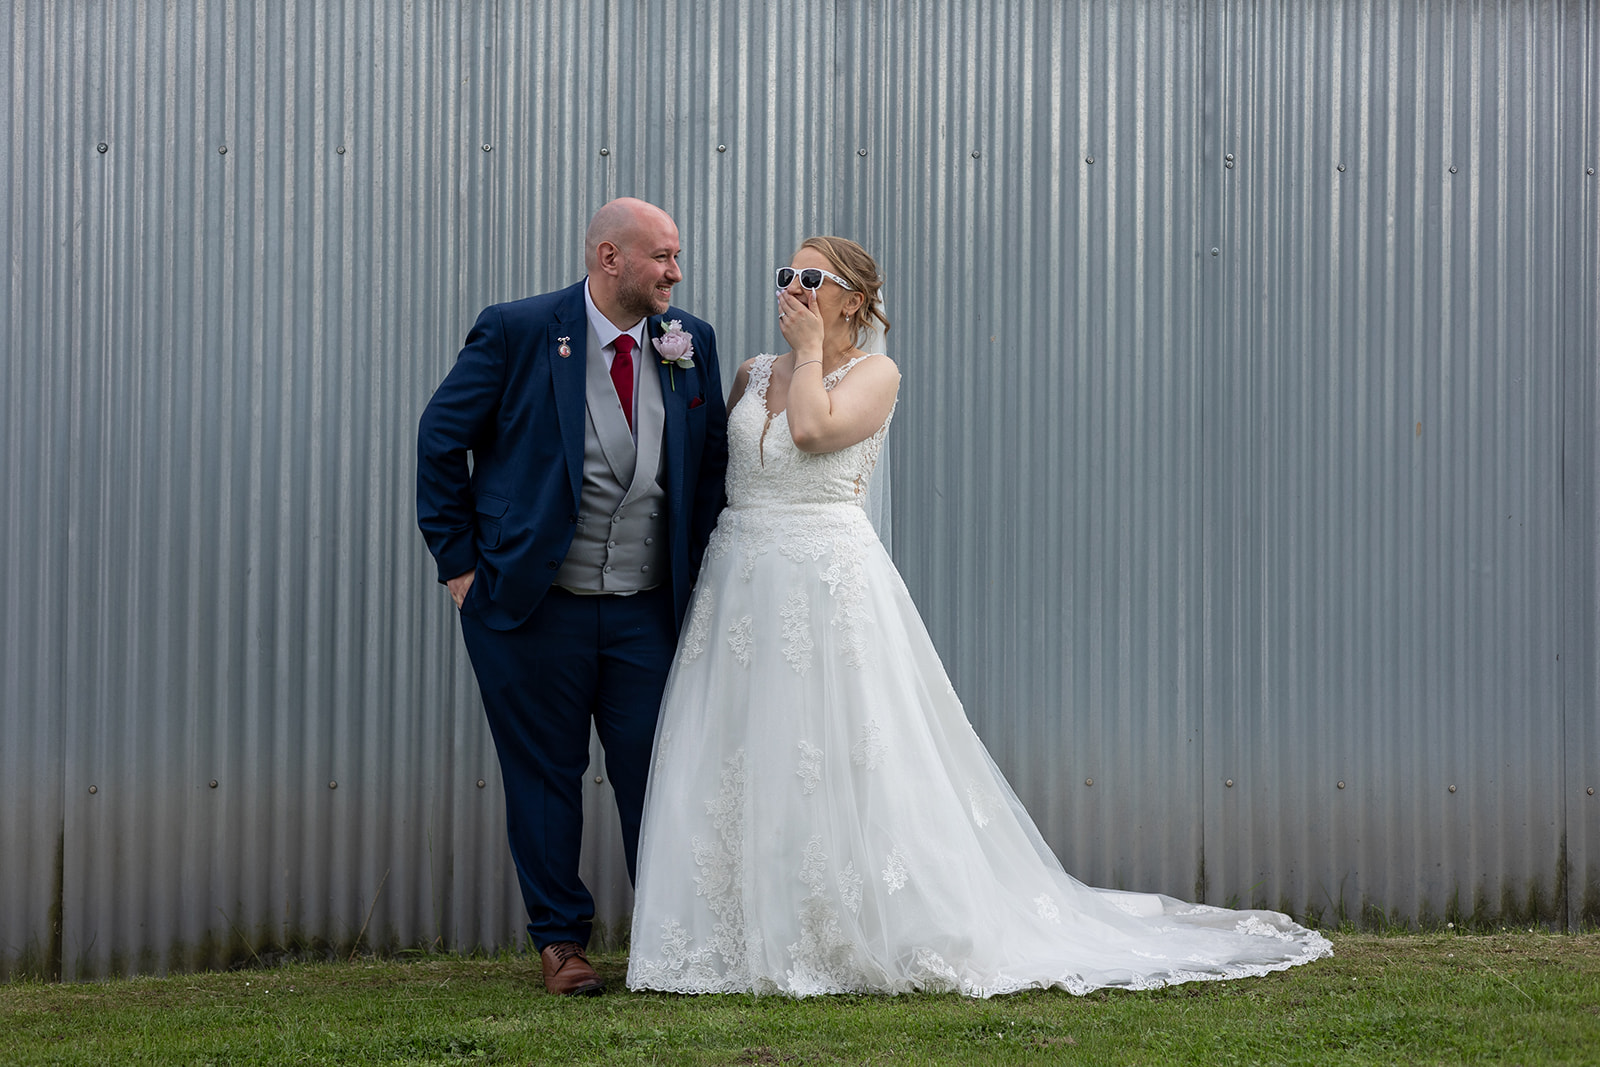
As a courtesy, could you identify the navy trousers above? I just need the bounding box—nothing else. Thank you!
[458,584,676,950]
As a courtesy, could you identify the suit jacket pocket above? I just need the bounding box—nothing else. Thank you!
[475,494,510,549]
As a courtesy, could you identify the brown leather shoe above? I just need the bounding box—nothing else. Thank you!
[540,941,604,996]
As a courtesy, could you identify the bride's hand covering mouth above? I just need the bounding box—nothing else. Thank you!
[776,287,824,352]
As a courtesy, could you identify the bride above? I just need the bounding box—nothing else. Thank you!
[626,237,1331,997]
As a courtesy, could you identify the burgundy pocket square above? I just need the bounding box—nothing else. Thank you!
[688,395,704,409]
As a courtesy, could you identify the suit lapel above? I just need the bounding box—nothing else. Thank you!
[549,282,589,507]
[651,315,687,502]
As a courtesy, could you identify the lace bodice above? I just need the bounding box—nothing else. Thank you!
[724,354,894,509]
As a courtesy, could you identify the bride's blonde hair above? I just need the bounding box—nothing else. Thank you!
[798,236,890,348]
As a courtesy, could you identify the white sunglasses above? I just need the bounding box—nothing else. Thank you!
[775,266,855,292]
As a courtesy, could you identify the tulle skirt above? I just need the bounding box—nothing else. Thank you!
[627,502,1331,997]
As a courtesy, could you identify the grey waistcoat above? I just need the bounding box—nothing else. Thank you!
[554,329,670,593]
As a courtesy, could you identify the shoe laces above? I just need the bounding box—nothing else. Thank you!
[548,942,588,967]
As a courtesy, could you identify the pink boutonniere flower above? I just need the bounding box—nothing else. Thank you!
[653,320,696,369]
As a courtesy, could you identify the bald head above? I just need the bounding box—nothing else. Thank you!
[585,197,684,327]
[585,198,675,272]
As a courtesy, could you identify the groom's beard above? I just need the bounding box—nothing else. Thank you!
[616,264,673,319]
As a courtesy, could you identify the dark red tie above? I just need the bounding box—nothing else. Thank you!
[610,333,636,432]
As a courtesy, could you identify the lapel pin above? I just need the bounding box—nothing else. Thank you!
[557,336,572,358]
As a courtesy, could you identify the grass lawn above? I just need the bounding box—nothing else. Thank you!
[3,932,1597,1065]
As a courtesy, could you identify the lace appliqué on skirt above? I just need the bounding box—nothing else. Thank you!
[836,863,863,915]
[780,589,814,674]
[796,740,823,796]
[850,720,886,770]
[683,751,758,987]
[726,615,755,667]
[678,585,716,664]
[881,847,909,894]
[786,837,866,995]
[967,783,1002,828]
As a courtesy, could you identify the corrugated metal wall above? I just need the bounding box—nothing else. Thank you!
[1196,0,1588,927]
[876,0,1212,907]
[2,0,1595,980]
[880,0,1597,926]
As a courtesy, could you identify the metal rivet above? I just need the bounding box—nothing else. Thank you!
[1225,153,1235,162]
[1085,156,1094,164]
[1588,167,1596,176]
[1084,778,1093,787]
[1225,779,1234,788]
[88,785,98,794]
[209,779,219,789]
[594,776,604,784]
[218,145,227,155]
[337,145,346,155]
[971,149,980,159]
[1337,163,1346,172]
[481,143,492,152]
[329,780,338,790]
[1337,781,1346,789]
[1225,160,1235,169]
[97,142,108,154]
[717,144,726,152]
[477,779,487,789]
[1448,164,1457,174]
[1588,787,1595,796]
[1210,248,1219,256]
[1448,784,1457,793]
[599,147,610,156]
[858,148,867,157]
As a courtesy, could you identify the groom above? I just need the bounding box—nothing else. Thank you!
[417,198,727,996]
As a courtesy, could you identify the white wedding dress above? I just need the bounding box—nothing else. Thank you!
[627,354,1331,997]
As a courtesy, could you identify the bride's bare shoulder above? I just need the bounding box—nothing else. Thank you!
[837,353,901,397]
[862,352,900,377]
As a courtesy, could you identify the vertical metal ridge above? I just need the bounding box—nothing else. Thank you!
[1565,0,1600,930]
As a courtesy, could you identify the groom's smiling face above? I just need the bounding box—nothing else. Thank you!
[615,214,684,320]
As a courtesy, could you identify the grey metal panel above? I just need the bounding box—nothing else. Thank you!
[0,0,904,978]
[878,0,1209,900]
[2,0,1594,981]
[1,0,59,982]
[0,0,521,978]
[1564,0,1600,928]
[1199,0,1585,926]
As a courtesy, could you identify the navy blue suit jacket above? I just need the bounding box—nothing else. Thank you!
[417,280,728,631]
